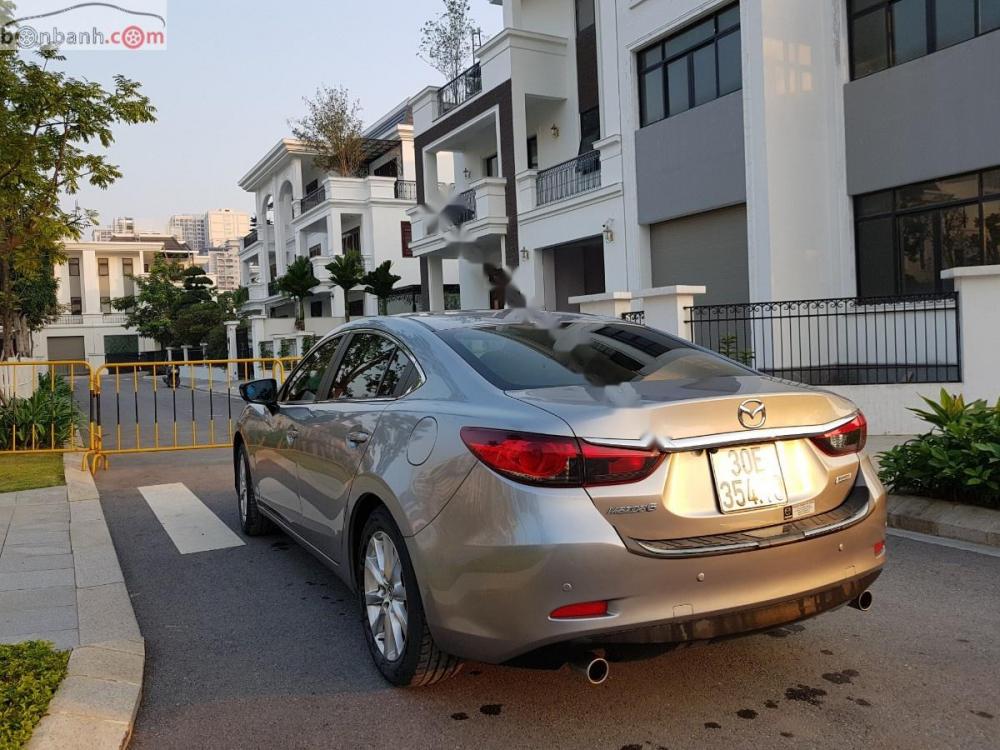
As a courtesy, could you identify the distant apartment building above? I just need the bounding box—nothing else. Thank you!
[205,209,251,250]
[209,238,242,292]
[167,214,208,253]
[92,217,139,242]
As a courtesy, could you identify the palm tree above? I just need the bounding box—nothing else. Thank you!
[275,257,319,330]
[363,260,402,316]
[325,251,365,322]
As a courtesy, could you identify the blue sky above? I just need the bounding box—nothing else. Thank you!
[48,0,503,231]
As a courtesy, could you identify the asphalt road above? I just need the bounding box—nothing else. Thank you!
[95,449,1000,750]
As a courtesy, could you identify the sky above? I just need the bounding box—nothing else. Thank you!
[43,0,503,232]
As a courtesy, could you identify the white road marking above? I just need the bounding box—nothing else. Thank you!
[888,528,1000,559]
[138,483,244,555]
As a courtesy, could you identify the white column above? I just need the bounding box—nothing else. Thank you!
[568,292,633,318]
[249,314,266,378]
[80,249,101,315]
[225,320,240,380]
[636,286,707,340]
[941,265,1000,402]
[293,332,309,357]
[325,211,342,255]
[426,256,445,312]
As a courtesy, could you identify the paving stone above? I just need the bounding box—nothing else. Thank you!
[68,499,104,524]
[90,638,145,657]
[15,487,67,505]
[45,675,140,724]
[0,552,74,573]
[73,543,124,588]
[0,584,76,612]
[0,604,77,638]
[0,567,75,592]
[77,583,141,645]
[0,628,78,650]
[2,530,70,547]
[24,713,129,750]
[67,643,144,685]
[1,541,73,556]
[0,492,15,507]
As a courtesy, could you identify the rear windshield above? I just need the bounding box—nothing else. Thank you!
[438,322,751,390]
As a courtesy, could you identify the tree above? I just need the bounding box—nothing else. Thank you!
[112,258,185,349]
[325,252,365,323]
[363,260,401,316]
[289,86,365,178]
[0,47,155,358]
[178,265,214,306]
[275,257,319,331]
[419,0,477,81]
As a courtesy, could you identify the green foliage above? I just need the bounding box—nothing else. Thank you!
[325,252,365,322]
[290,86,365,177]
[259,341,273,359]
[275,257,319,330]
[0,373,82,451]
[0,47,156,358]
[0,640,70,750]
[363,260,401,316]
[419,0,477,80]
[878,389,1000,508]
[718,335,754,366]
[113,258,184,348]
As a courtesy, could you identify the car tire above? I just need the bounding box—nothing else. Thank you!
[357,507,461,687]
[236,444,273,536]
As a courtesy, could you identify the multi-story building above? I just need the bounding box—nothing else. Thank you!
[167,214,208,254]
[209,238,242,292]
[204,209,251,251]
[236,100,459,351]
[34,236,197,364]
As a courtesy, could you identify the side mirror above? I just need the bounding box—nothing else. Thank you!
[240,378,278,406]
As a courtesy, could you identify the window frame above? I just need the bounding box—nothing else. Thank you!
[854,166,1000,296]
[98,258,110,277]
[68,258,80,277]
[326,330,425,403]
[637,2,742,128]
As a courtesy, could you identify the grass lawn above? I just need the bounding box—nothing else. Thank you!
[0,454,65,494]
[0,641,69,750]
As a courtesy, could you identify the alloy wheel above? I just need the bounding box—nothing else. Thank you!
[363,531,408,662]
[238,458,249,522]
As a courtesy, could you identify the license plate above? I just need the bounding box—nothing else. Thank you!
[710,444,788,513]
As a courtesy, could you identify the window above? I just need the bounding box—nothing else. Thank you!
[527,136,538,169]
[100,296,112,313]
[575,0,595,31]
[638,3,741,127]
[328,333,397,400]
[304,179,319,195]
[310,300,323,318]
[854,167,1000,296]
[308,244,322,258]
[401,221,412,258]
[849,0,1000,79]
[70,297,82,314]
[68,258,80,277]
[342,227,361,254]
[122,258,133,275]
[484,154,499,178]
[378,348,418,398]
[98,259,109,276]
[579,107,601,154]
[281,337,342,403]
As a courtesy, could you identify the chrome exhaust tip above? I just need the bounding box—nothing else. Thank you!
[849,589,873,611]
[571,653,610,685]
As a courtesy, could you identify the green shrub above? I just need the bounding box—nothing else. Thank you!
[0,640,69,750]
[878,390,1000,508]
[0,373,82,451]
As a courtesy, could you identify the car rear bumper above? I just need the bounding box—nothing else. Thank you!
[409,456,887,664]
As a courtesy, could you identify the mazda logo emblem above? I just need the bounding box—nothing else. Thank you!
[738,399,766,429]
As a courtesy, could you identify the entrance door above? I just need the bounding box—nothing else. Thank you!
[47,336,85,361]
[549,237,605,312]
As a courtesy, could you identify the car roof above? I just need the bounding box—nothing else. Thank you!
[394,309,608,331]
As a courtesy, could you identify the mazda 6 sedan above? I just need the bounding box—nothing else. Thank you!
[234,311,885,686]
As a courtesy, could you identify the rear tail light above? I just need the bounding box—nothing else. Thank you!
[811,413,867,456]
[460,428,664,487]
[550,601,609,619]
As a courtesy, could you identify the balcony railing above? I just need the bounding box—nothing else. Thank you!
[297,186,326,216]
[55,314,83,325]
[437,63,482,116]
[102,313,129,324]
[242,229,258,249]
[536,150,601,206]
[394,180,417,200]
[686,292,961,385]
[450,189,477,226]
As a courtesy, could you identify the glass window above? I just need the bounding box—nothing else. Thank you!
[282,337,341,403]
[527,136,538,169]
[579,107,601,154]
[984,200,1000,264]
[692,44,717,106]
[851,8,889,77]
[856,218,896,298]
[898,212,936,294]
[641,65,665,124]
[377,349,416,398]
[100,297,112,314]
[983,169,1000,196]
[68,258,80,277]
[70,297,82,314]
[641,45,663,69]
[935,0,976,49]
[718,5,740,30]
[575,0,595,31]
[717,30,742,95]
[940,204,983,268]
[310,300,323,317]
[484,154,498,178]
[98,259,109,276]
[896,173,978,209]
[667,58,690,116]
[852,0,886,11]
[665,18,714,57]
[329,333,396,400]
[982,0,1000,32]
[856,190,894,217]
[892,0,928,65]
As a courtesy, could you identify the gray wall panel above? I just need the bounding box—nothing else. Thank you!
[635,92,746,225]
[845,32,1000,195]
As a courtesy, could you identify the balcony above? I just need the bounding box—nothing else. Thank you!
[394,180,417,200]
[241,229,258,249]
[102,313,129,324]
[248,283,269,302]
[296,186,326,217]
[407,178,507,259]
[436,63,482,117]
[55,314,83,325]
[536,151,601,206]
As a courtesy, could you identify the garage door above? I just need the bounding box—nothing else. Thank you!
[47,336,86,361]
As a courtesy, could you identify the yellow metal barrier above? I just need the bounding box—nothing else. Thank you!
[88,357,289,472]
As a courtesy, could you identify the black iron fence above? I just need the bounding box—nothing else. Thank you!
[536,150,601,206]
[437,63,482,115]
[242,229,258,249]
[394,180,417,200]
[297,186,326,216]
[685,293,961,385]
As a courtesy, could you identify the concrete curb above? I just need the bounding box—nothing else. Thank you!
[888,493,1000,549]
[26,455,144,750]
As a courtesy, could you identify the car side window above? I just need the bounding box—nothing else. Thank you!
[281,337,341,403]
[328,333,396,400]
[377,347,417,398]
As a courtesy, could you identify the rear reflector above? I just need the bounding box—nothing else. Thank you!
[550,601,609,619]
[460,427,664,487]
[811,413,868,456]
[874,539,885,557]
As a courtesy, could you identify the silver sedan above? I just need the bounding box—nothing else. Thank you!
[234,311,885,686]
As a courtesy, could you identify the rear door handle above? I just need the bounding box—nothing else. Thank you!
[347,430,370,445]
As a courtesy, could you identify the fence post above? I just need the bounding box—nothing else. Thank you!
[248,315,266,379]
[568,291,633,318]
[941,264,1000,401]
[225,320,240,381]
[635,286,706,340]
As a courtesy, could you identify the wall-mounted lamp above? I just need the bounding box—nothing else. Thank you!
[463,167,472,180]
[602,219,615,243]
[550,124,560,138]
[521,246,530,261]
